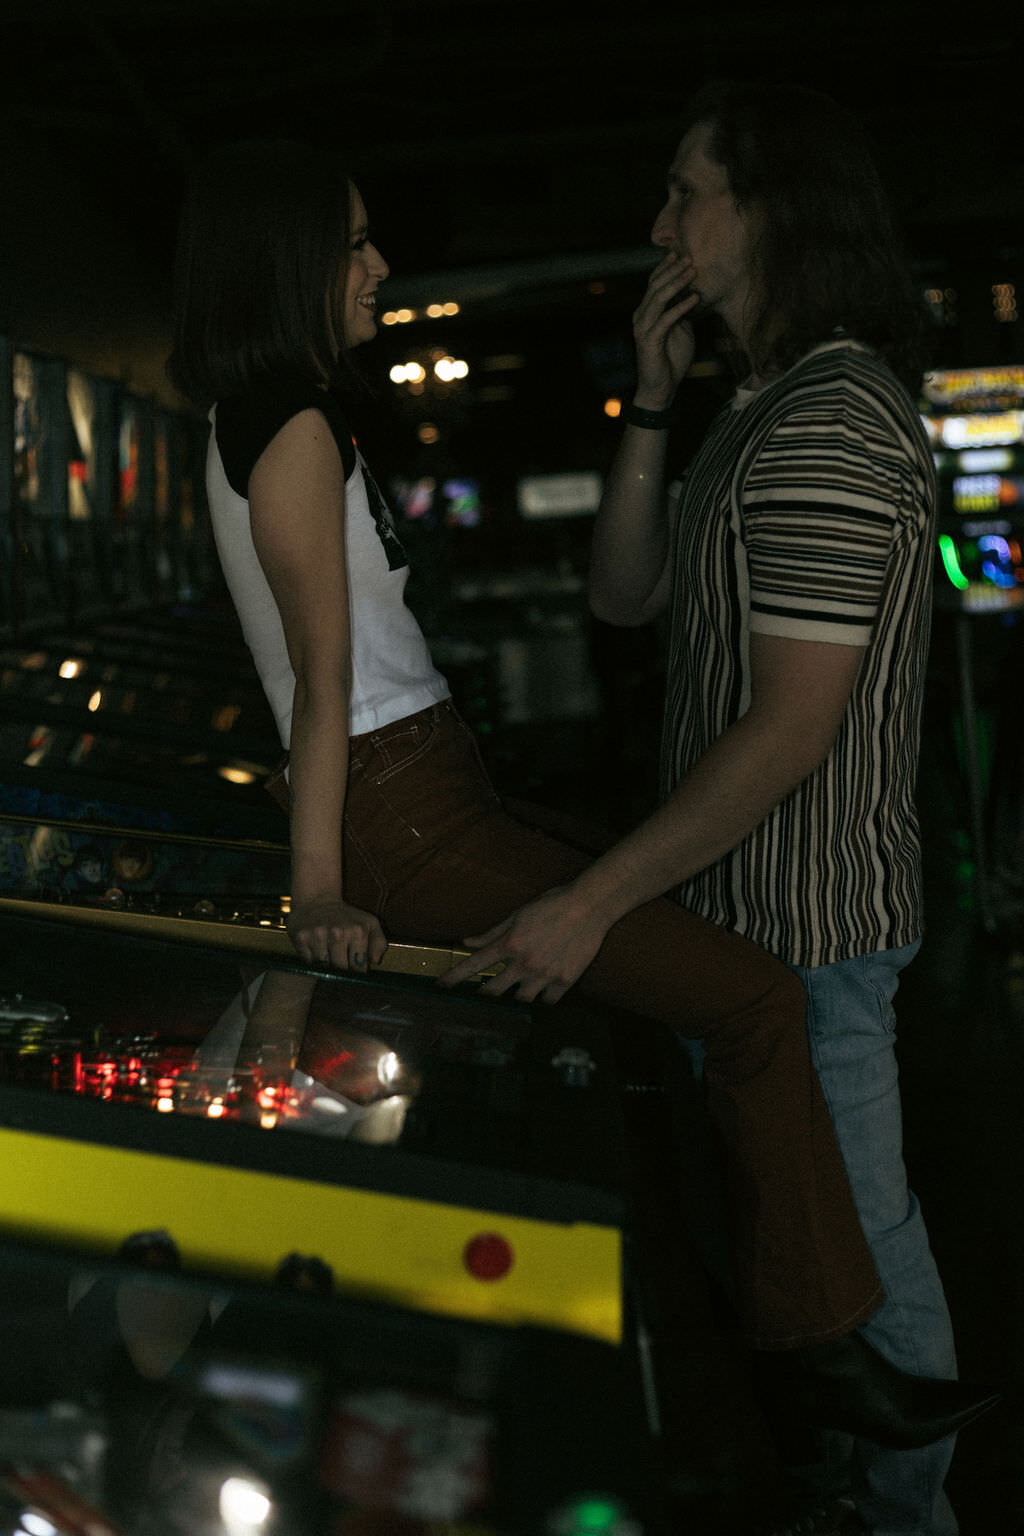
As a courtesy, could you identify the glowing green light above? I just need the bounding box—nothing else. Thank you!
[938,534,969,591]
[560,1497,626,1533]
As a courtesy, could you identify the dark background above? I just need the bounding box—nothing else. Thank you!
[3,0,1023,399]
[3,5,1024,1528]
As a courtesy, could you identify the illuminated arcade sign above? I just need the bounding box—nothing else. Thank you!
[923,365,1024,411]
[938,531,1024,612]
[923,362,1024,612]
[517,472,603,519]
[923,411,1024,449]
[952,473,1024,513]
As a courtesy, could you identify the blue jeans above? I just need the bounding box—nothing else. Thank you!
[791,942,959,1536]
[682,940,958,1533]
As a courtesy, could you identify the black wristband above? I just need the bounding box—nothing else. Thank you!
[622,401,677,429]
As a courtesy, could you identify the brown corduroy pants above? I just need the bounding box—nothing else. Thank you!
[308,698,882,1349]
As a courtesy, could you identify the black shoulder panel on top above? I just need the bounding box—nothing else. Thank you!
[216,379,357,497]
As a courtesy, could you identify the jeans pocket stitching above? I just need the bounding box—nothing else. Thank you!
[371,718,439,786]
[858,959,900,1037]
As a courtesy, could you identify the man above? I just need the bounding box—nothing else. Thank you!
[450,80,960,1536]
[586,82,955,1536]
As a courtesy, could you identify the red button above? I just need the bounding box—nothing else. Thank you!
[463,1232,514,1281]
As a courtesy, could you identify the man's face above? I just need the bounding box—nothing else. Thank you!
[651,120,760,342]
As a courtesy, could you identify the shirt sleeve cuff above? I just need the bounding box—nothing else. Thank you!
[749,610,872,647]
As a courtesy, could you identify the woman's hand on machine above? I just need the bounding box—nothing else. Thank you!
[286,897,388,973]
[439,885,606,1004]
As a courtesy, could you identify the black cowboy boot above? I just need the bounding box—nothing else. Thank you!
[754,1330,1000,1450]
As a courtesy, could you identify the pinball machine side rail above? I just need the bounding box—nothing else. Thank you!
[0,894,497,977]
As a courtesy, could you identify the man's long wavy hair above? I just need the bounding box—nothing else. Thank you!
[683,80,932,395]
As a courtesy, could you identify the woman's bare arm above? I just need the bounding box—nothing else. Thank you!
[248,408,386,971]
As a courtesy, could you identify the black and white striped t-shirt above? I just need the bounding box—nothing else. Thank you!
[660,340,935,966]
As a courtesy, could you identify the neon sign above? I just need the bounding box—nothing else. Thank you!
[936,412,1024,449]
[923,365,1024,409]
[952,474,1024,513]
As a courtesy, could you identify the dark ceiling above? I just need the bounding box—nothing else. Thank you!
[3,0,1023,400]
[8,0,1024,276]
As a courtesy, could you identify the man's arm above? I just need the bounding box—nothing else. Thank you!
[588,425,677,626]
[441,631,864,1002]
[567,631,864,919]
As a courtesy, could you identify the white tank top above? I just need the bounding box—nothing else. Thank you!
[206,382,448,745]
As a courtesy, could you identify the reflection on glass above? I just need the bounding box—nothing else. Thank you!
[67,370,96,524]
[1,938,526,1161]
[20,968,424,1147]
[13,352,42,510]
[219,1477,272,1535]
[117,405,138,521]
[21,1515,60,1536]
[23,724,56,768]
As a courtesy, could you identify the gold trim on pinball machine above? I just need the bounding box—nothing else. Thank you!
[0,894,501,977]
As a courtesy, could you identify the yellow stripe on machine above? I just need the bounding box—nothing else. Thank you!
[0,1125,622,1343]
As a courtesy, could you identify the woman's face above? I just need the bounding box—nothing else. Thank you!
[340,184,389,348]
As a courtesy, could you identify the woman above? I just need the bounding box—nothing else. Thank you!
[167,138,993,1447]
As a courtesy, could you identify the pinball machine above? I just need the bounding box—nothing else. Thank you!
[0,639,277,762]
[0,816,666,1535]
[0,610,286,841]
[920,363,1024,928]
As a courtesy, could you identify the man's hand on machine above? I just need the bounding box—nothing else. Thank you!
[439,885,606,1004]
[286,896,388,973]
